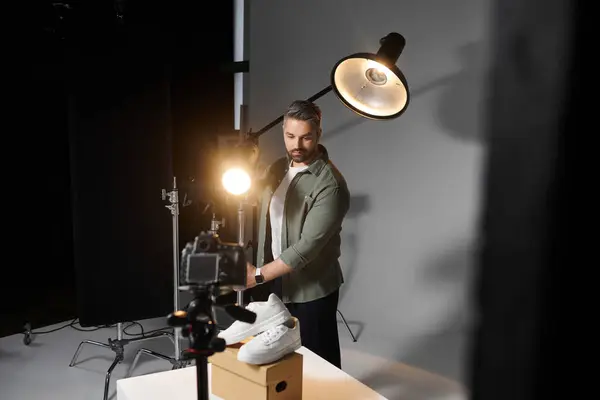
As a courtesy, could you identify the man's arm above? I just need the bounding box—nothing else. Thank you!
[261,183,350,281]
[260,258,294,282]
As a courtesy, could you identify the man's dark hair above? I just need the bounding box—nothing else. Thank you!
[283,100,322,133]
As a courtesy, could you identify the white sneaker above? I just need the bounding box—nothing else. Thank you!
[237,317,302,365]
[217,293,292,345]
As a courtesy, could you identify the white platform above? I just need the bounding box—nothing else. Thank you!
[117,346,388,400]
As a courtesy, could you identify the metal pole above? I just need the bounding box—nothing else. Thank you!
[162,177,181,360]
[248,85,333,140]
[233,0,247,131]
[172,178,181,359]
[237,201,245,306]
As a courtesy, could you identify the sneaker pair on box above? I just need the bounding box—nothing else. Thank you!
[218,293,301,365]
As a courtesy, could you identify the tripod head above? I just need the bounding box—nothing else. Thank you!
[167,284,256,358]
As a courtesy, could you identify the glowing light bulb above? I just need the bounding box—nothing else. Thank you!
[222,167,251,195]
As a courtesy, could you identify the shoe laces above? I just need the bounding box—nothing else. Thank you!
[260,325,286,345]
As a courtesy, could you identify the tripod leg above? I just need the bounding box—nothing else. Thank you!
[103,353,123,400]
[69,340,111,367]
[337,309,358,342]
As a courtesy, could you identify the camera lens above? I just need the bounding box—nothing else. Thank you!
[198,240,210,251]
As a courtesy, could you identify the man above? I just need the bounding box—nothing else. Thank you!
[244,100,350,369]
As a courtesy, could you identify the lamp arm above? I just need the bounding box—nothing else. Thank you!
[248,85,333,140]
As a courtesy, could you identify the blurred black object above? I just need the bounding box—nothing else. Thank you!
[470,0,575,399]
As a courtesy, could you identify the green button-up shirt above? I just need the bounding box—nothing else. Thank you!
[255,145,350,304]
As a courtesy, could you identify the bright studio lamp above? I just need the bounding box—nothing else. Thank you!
[222,168,251,196]
[244,32,410,143]
[331,32,409,120]
[219,140,260,197]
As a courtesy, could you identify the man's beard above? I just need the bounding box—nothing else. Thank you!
[288,148,313,163]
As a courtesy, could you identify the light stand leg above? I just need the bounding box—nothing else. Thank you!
[69,340,111,366]
[104,356,121,400]
[68,323,175,400]
[128,177,190,377]
[337,309,358,342]
[128,348,183,375]
[237,201,245,306]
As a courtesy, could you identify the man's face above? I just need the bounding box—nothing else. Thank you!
[283,118,320,165]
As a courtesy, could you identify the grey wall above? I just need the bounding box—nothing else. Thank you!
[247,0,490,383]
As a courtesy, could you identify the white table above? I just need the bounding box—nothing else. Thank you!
[117,346,388,400]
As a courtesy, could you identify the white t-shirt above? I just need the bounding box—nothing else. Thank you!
[269,164,309,259]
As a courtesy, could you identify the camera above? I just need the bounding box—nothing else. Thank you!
[180,232,247,292]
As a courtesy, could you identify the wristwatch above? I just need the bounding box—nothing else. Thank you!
[255,267,265,285]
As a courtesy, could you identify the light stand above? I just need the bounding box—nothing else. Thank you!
[236,199,246,306]
[126,177,190,378]
[209,195,249,307]
[69,323,174,400]
[67,178,184,398]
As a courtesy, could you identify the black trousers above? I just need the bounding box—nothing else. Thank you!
[286,289,341,369]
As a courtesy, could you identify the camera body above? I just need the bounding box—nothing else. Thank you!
[180,232,247,291]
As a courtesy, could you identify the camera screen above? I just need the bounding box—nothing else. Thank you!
[185,253,220,285]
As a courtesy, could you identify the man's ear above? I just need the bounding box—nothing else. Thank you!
[317,128,322,141]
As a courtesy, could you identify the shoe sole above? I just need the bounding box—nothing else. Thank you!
[221,310,291,345]
[237,337,302,365]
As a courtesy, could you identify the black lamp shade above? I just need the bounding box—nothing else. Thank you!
[331,32,410,120]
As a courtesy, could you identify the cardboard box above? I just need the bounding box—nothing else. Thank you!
[209,342,303,400]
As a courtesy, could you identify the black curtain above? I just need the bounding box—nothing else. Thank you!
[68,47,175,326]
[67,1,235,326]
[0,1,233,336]
[469,0,575,398]
[0,12,79,337]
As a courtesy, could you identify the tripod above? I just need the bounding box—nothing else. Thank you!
[69,322,174,400]
[127,177,190,377]
[167,284,257,400]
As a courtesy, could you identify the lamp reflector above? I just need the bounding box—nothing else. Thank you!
[331,32,409,120]
[222,167,251,196]
[332,55,408,119]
